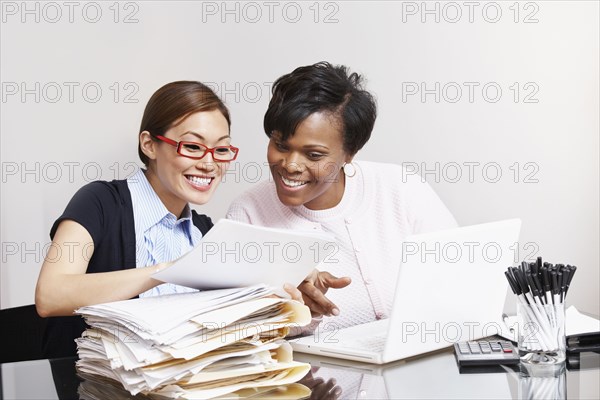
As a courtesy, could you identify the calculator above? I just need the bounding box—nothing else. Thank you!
[454,340,520,367]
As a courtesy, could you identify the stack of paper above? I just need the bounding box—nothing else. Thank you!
[75,285,312,399]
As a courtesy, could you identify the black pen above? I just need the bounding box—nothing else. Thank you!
[565,265,577,297]
[532,273,545,305]
[514,268,532,303]
[550,270,559,305]
[508,268,523,297]
[525,272,538,297]
[531,262,539,280]
[520,261,529,276]
[505,271,520,296]
[558,271,566,303]
[540,265,550,304]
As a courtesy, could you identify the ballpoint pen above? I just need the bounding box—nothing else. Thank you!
[525,271,554,329]
[550,270,560,306]
[565,265,576,297]
[536,256,543,271]
[541,265,551,305]
[534,265,558,335]
[560,266,572,303]
[558,271,564,302]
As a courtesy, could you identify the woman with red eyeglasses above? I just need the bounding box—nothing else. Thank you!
[35,81,301,358]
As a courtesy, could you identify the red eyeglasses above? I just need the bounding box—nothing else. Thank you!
[155,135,239,162]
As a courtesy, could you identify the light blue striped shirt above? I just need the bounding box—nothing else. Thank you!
[127,168,203,297]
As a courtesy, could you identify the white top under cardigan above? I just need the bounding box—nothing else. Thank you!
[226,160,458,332]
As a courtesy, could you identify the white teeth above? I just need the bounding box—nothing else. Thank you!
[281,175,307,188]
[187,175,211,186]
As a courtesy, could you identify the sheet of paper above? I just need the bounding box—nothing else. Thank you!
[565,306,600,336]
[76,285,271,336]
[191,297,282,330]
[158,362,311,400]
[152,219,335,290]
[139,345,282,389]
[500,305,600,341]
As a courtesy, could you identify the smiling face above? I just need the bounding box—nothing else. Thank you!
[140,109,231,217]
[268,112,353,210]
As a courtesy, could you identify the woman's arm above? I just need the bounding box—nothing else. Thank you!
[35,219,168,317]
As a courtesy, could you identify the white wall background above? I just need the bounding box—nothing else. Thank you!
[1,1,598,316]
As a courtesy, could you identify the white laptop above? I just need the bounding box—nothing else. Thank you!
[289,219,522,364]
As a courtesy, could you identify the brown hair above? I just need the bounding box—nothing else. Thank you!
[138,81,231,166]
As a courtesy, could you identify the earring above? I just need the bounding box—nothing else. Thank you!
[342,162,356,177]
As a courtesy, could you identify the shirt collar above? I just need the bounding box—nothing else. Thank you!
[128,168,194,234]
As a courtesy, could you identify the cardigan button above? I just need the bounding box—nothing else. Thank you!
[345,218,352,224]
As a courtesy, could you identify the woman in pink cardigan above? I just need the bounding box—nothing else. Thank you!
[227,62,457,331]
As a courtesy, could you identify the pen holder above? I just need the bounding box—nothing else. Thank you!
[517,302,566,365]
[519,362,566,400]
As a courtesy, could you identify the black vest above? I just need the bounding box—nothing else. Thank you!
[42,179,212,358]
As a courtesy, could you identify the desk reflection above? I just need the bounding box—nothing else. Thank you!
[77,374,309,400]
[2,349,599,399]
[295,350,599,400]
[78,372,149,400]
[298,371,343,400]
[295,350,514,399]
[519,363,567,400]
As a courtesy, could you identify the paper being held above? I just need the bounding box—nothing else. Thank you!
[153,219,335,290]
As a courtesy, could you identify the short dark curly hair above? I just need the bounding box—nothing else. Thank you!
[264,62,377,156]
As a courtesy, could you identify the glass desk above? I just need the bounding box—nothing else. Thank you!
[2,348,599,399]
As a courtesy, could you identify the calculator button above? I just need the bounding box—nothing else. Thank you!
[458,345,470,354]
[468,342,481,354]
[480,343,492,353]
[500,342,514,353]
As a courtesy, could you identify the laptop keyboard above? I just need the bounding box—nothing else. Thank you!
[348,335,387,353]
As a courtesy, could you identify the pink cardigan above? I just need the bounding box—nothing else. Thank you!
[227,160,458,333]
